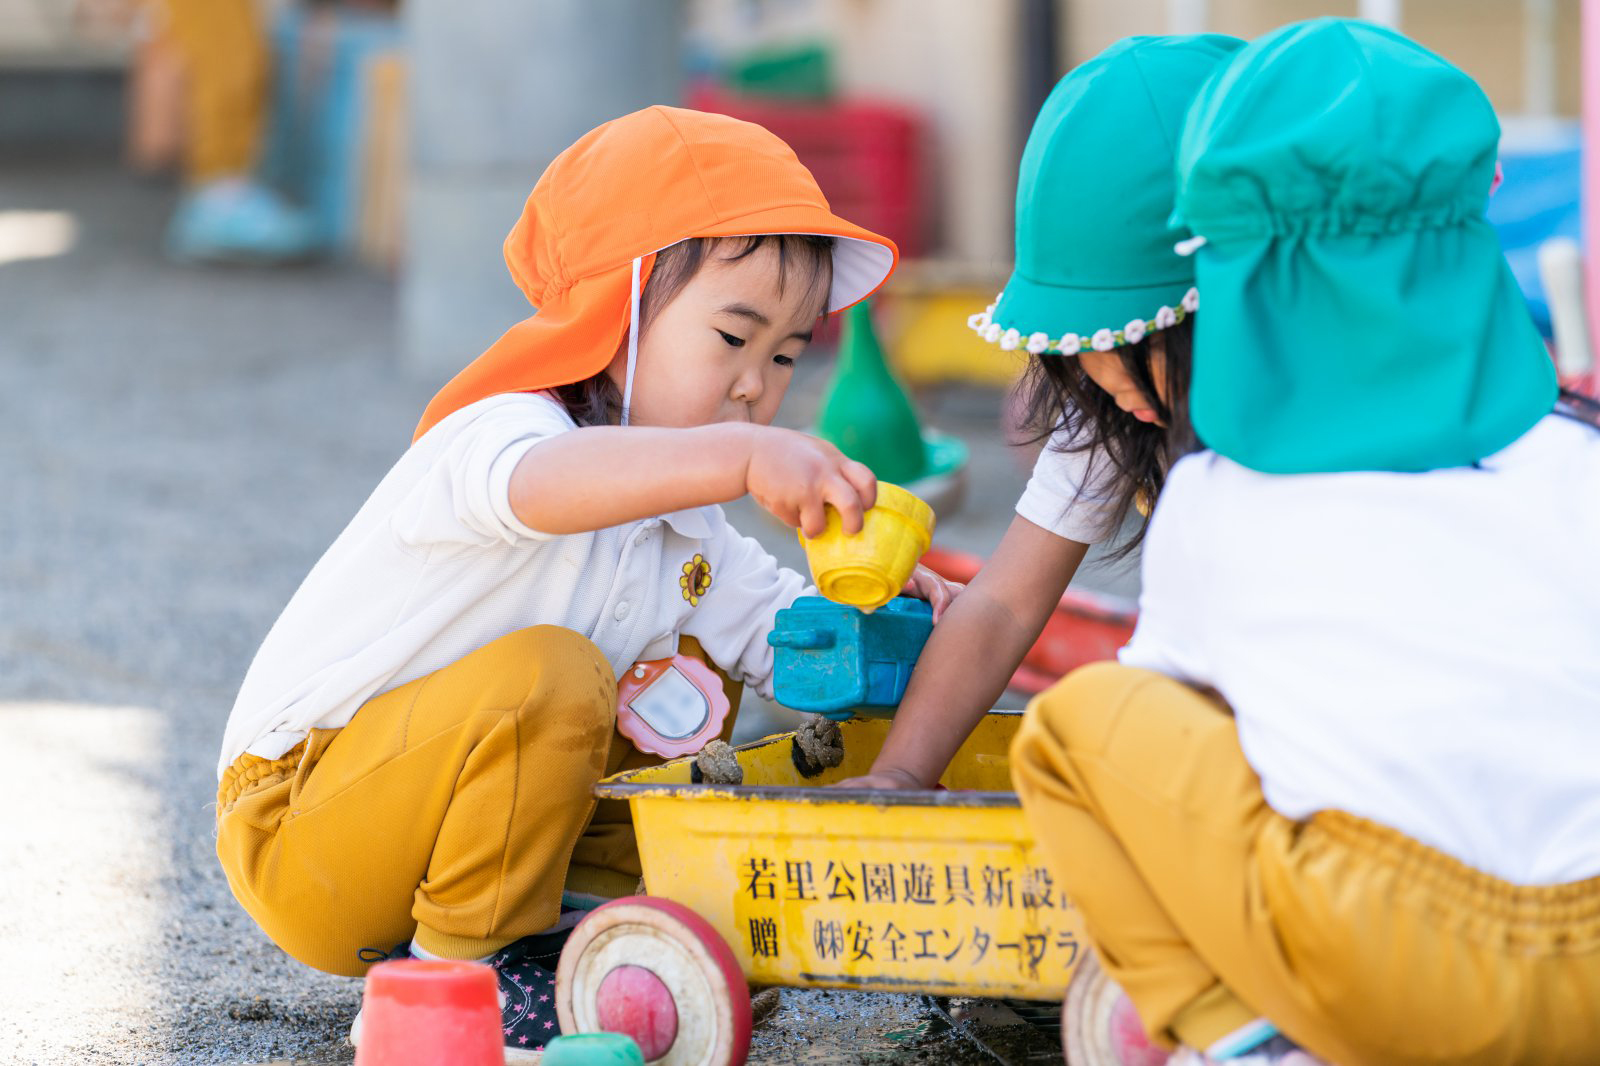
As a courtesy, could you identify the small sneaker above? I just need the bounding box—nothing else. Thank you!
[1170,1035,1329,1066]
[491,937,566,1062]
[347,941,412,1048]
[164,178,321,265]
[349,930,576,1065]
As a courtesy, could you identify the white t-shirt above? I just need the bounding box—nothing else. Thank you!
[1015,427,1122,543]
[1120,414,1600,885]
[218,393,807,777]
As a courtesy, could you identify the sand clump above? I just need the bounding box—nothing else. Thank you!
[792,715,845,777]
[693,739,744,785]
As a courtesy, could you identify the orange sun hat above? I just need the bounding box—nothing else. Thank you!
[414,105,900,439]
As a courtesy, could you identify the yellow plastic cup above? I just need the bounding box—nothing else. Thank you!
[798,481,935,611]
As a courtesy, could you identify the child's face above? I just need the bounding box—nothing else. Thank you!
[1079,345,1170,426]
[611,244,826,428]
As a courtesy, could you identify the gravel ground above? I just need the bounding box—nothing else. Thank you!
[1,160,429,1066]
[0,160,1133,1065]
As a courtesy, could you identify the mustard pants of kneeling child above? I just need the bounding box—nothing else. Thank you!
[1010,662,1600,1066]
[215,626,741,976]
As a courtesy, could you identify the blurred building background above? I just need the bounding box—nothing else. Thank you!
[1,0,1583,378]
[2,0,1586,731]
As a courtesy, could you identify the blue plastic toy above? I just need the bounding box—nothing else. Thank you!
[768,595,932,719]
[541,1032,645,1066]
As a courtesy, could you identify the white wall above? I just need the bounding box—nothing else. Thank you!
[1063,0,1580,118]
[825,0,1021,266]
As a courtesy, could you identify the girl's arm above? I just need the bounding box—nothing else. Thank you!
[836,516,1089,788]
[510,423,878,537]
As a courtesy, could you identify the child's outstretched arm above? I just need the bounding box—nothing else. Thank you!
[836,516,1088,789]
[511,423,878,537]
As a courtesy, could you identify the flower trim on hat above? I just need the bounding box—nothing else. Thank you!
[967,287,1198,356]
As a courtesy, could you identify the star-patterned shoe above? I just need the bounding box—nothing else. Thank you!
[490,939,565,1063]
[348,927,575,1063]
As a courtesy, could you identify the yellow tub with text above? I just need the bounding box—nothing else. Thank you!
[593,712,1084,1001]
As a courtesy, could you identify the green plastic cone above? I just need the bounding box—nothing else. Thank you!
[817,300,928,484]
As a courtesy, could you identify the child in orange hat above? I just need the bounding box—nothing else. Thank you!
[212,105,954,1060]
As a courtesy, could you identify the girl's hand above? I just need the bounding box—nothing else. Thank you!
[832,766,926,790]
[901,563,962,622]
[746,427,878,538]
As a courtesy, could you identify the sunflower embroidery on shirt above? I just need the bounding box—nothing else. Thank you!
[680,554,713,606]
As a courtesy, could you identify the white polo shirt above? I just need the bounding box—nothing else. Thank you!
[1015,427,1122,543]
[1120,414,1600,885]
[218,392,807,777]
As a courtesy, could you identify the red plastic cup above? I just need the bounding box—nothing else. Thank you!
[354,959,505,1066]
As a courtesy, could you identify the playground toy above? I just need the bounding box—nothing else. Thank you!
[767,595,933,718]
[816,301,969,513]
[556,897,753,1066]
[615,654,732,759]
[796,481,933,611]
[354,959,503,1066]
[541,1033,646,1066]
[556,713,1120,1066]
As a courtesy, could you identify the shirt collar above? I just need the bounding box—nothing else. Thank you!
[659,504,722,540]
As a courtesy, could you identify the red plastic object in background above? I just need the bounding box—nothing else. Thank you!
[920,546,1138,695]
[687,85,927,259]
[1562,366,1600,402]
[355,960,505,1066]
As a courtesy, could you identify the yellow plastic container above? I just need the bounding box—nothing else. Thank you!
[876,260,1021,388]
[593,713,1086,1001]
[798,481,934,611]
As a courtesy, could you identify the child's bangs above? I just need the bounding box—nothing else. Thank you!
[714,234,836,314]
[639,234,836,332]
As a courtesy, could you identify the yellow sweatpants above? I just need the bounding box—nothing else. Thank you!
[216,626,741,977]
[1011,663,1600,1066]
[156,0,268,181]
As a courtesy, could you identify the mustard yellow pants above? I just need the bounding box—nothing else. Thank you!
[216,626,741,977]
[156,0,268,181]
[1010,663,1600,1066]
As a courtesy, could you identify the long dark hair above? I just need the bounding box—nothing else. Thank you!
[551,234,835,427]
[1016,317,1196,557]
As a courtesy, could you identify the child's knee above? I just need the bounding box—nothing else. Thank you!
[1014,664,1217,797]
[494,625,618,739]
[1021,662,1149,758]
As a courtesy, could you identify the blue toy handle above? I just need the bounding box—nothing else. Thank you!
[767,628,836,650]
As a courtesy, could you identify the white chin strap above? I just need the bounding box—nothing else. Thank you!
[620,255,642,427]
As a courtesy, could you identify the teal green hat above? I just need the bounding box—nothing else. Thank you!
[1175,18,1558,474]
[970,35,1243,357]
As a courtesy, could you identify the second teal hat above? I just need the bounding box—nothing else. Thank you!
[1174,18,1557,474]
[970,34,1243,356]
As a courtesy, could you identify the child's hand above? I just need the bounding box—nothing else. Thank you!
[902,563,962,622]
[746,427,878,538]
[832,766,927,790]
